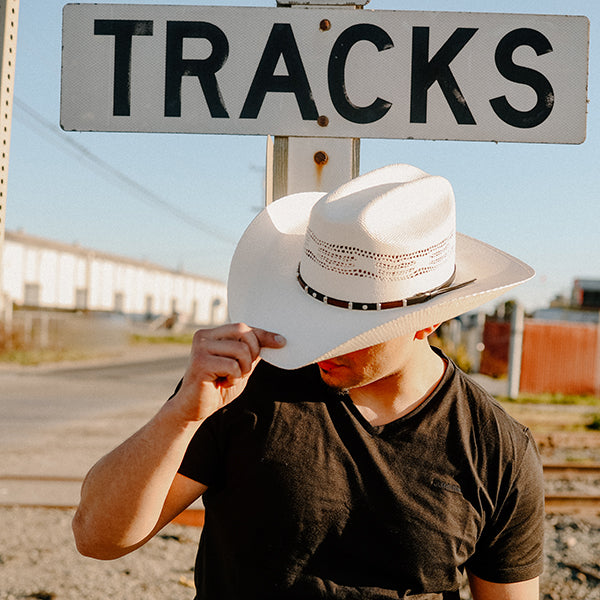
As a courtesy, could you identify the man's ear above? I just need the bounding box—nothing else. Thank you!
[414,323,441,341]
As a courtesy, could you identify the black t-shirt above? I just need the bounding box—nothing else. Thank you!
[178,351,544,599]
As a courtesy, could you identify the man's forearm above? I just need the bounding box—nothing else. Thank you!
[72,401,201,559]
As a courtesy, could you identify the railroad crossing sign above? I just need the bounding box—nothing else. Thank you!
[60,4,589,144]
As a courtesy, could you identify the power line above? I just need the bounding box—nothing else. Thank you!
[13,97,237,245]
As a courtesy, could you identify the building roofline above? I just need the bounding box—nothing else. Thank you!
[574,278,600,291]
[5,229,225,286]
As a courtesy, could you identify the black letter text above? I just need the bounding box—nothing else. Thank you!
[94,19,153,116]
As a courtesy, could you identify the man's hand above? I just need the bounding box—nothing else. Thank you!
[172,323,286,422]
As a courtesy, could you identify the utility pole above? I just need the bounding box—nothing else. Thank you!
[0,0,19,318]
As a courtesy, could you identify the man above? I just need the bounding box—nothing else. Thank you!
[73,164,544,599]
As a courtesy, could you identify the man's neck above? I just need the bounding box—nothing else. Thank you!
[349,348,446,426]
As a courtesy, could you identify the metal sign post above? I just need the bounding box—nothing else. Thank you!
[267,0,365,203]
[266,130,360,204]
[0,0,19,318]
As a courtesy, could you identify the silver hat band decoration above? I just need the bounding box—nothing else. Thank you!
[297,265,476,311]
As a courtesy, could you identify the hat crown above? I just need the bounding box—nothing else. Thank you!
[300,166,456,304]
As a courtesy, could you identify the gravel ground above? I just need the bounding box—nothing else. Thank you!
[1,506,599,600]
[0,507,199,600]
[541,514,600,600]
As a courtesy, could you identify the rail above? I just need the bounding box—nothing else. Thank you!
[0,463,598,525]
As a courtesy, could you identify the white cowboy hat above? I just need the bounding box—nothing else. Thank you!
[227,164,533,370]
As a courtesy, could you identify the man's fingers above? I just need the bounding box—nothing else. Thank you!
[207,328,286,374]
[207,355,243,387]
[188,324,286,388]
[201,325,285,355]
[252,328,287,350]
[236,328,261,363]
[176,324,287,419]
[201,338,255,375]
[210,328,286,390]
[198,324,284,350]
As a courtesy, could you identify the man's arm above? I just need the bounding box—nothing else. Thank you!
[72,323,285,560]
[468,572,539,600]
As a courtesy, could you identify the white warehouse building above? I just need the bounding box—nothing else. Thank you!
[1,230,228,326]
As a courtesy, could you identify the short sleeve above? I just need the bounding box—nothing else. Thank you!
[178,412,222,486]
[466,428,545,583]
[166,378,222,487]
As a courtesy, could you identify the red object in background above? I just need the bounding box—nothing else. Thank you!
[479,319,511,378]
[479,317,599,396]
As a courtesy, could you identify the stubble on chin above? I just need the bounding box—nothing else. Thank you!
[318,371,350,396]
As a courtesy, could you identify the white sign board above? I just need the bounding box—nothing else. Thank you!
[61,4,589,143]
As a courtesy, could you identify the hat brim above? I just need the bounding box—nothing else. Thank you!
[228,192,534,370]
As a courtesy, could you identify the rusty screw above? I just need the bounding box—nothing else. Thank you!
[314,151,328,166]
[317,115,329,127]
[319,19,331,32]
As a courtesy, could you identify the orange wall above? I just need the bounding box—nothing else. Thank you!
[520,320,599,396]
[480,318,599,396]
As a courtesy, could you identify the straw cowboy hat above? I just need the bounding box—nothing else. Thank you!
[227,164,533,370]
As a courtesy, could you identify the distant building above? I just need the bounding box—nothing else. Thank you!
[572,278,600,309]
[533,278,600,324]
[532,307,599,324]
[1,230,227,326]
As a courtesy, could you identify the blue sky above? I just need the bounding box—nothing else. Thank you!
[6,0,599,312]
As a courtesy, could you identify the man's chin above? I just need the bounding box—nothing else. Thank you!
[318,368,350,394]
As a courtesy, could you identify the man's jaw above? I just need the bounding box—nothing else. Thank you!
[317,360,351,394]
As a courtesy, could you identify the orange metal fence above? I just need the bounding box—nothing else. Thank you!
[520,320,599,396]
[480,318,599,396]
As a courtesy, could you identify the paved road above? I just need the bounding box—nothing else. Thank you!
[0,353,189,446]
[0,349,192,505]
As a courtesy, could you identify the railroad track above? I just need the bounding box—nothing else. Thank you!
[0,464,598,523]
[541,462,600,516]
[542,463,600,478]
